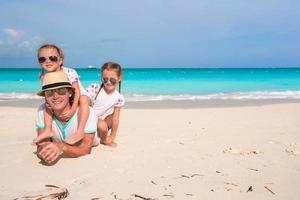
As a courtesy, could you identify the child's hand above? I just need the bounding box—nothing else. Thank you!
[32,129,52,145]
[59,108,75,121]
[65,131,84,145]
[59,111,70,121]
[45,102,52,110]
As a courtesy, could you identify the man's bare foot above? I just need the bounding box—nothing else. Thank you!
[32,129,52,145]
[65,132,84,145]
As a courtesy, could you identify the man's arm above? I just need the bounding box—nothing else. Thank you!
[38,132,95,164]
[56,133,95,157]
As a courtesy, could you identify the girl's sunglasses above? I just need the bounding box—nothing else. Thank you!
[102,77,118,85]
[45,88,68,97]
[38,56,58,64]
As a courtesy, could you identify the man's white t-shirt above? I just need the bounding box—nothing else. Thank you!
[35,104,100,146]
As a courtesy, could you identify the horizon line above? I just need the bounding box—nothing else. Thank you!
[0,66,300,69]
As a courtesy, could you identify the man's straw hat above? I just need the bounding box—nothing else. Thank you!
[37,71,72,96]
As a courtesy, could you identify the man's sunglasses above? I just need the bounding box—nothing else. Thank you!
[38,56,58,64]
[102,77,118,85]
[45,88,68,97]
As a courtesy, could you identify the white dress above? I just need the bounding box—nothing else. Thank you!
[86,83,125,118]
[62,67,89,96]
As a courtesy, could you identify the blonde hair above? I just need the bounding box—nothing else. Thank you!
[37,43,64,60]
[101,62,122,77]
[101,62,122,93]
[37,44,64,79]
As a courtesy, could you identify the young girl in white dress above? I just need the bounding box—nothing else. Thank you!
[33,44,89,145]
[86,62,124,147]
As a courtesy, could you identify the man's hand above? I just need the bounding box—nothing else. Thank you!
[38,142,63,164]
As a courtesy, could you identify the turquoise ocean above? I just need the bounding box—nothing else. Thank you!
[1,68,300,101]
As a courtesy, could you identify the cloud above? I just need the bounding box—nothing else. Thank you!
[0,27,44,52]
[0,27,45,66]
[18,36,43,50]
[3,28,22,38]
[0,1,299,67]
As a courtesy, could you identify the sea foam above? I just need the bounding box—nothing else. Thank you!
[124,90,300,102]
[1,90,300,102]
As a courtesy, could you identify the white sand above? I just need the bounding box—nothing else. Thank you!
[0,102,300,200]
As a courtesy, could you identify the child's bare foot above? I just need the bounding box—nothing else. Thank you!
[101,138,117,148]
[107,141,117,148]
[65,132,84,145]
[32,129,52,145]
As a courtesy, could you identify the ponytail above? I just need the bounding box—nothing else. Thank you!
[118,81,121,93]
[94,83,104,102]
[39,68,45,81]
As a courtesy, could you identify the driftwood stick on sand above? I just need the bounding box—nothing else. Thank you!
[133,194,157,200]
[264,186,275,195]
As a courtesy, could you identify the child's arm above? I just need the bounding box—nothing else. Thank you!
[44,102,53,129]
[33,102,53,144]
[64,82,90,144]
[77,95,90,133]
[70,81,80,116]
[109,107,121,141]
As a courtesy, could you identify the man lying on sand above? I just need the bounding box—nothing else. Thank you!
[35,72,100,165]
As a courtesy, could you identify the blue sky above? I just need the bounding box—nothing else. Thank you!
[0,0,299,68]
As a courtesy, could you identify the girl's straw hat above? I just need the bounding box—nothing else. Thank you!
[37,71,72,96]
